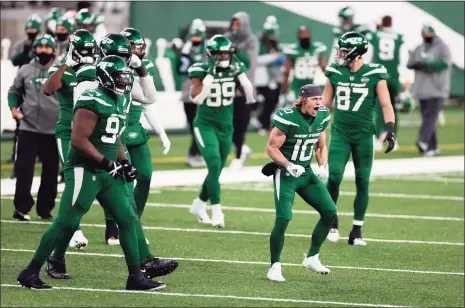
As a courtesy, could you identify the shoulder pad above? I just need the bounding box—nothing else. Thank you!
[273,108,300,127]
[325,64,343,76]
[362,64,387,77]
[313,42,327,53]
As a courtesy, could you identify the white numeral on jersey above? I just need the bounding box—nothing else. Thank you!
[336,86,368,112]
[101,116,125,144]
[206,81,236,107]
[378,38,395,61]
[291,138,319,162]
[294,57,318,80]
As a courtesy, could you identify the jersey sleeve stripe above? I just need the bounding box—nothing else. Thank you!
[64,71,73,76]
[325,66,343,75]
[188,66,206,73]
[321,115,331,124]
[272,114,300,127]
[76,65,95,76]
[362,68,388,76]
[79,95,111,106]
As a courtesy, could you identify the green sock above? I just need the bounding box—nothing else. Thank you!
[270,218,289,265]
[117,216,141,266]
[52,227,76,259]
[134,218,152,261]
[309,213,335,256]
[134,178,150,217]
[33,222,65,265]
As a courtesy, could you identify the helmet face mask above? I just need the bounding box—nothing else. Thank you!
[112,71,133,94]
[69,30,98,64]
[97,56,134,95]
[130,42,146,59]
[206,35,234,68]
[121,28,146,59]
[334,31,368,66]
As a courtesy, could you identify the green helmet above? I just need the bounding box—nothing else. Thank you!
[187,19,206,39]
[96,55,134,95]
[99,33,132,64]
[25,14,42,32]
[69,29,98,63]
[32,34,57,52]
[121,27,146,59]
[75,8,96,33]
[334,31,368,66]
[206,34,234,68]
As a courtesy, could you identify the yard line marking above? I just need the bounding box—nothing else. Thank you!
[372,175,464,184]
[159,186,465,201]
[3,197,463,222]
[3,248,463,276]
[0,284,410,307]
[2,220,463,246]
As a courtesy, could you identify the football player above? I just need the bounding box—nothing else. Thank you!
[282,26,327,106]
[17,55,165,291]
[188,34,255,227]
[322,32,396,245]
[262,84,336,281]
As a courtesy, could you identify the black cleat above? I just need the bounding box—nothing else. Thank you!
[348,229,367,246]
[142,257,178,279]
[13,210,30,221]
[17,270,53,290]
[46,257,71,279]
[126,273,166,291]
[39,214,54,221]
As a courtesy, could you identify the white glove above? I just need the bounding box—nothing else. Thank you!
[317,164,329,181]
[129,54,142,69]
[159,132,171,155]
[65,45,94,67]
[286,162,305,178]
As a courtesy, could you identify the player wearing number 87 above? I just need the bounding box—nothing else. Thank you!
[187,34,256,228]
[322,31,396,246]
[262,84,336,282]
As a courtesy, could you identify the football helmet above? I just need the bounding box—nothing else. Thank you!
[334,31,368,66]
[206,34,234,68]
[69,29,98,63]
[75,8,96,33]
[96,55,134,95]
[99,33,132,64]
[120,27,146,59]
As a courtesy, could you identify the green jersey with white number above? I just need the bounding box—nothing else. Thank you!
[325,63,388,141]
[285,42,327,93]
[67,87,130,171]
[368,29,404,81]
[188,60,246,130]
[272,106,331,172]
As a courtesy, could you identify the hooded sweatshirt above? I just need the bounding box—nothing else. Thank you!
[224,11,259,88]
[8,59,59,135]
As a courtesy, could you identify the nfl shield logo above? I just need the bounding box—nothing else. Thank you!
[349,76,354,81]
[361,77,369,83]
[308,126,312,133]
[317,126,323,132]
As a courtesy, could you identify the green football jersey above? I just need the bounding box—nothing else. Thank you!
[285,42,327,91]
[188,60,247,129]
[48,64,78,138]
[75,64,97,83]
[325,63,388,141]
[67,87,130,171]
[127,58,155,125]
[368,29,404,81]
[272,106,331,171]
[333,24,370,39]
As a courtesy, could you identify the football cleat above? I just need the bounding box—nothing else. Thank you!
[186,155,206,168]
[302,253,330,274]
[126,273,166,291]
[69,230,88,249]
[189,198,212,224]
[142,257,178,279]
[211,204,225,228]
[46,257,71,279]
[107,236,120,246]
[13,210,30,221]
[267,262,286,282]
[348,229,367,246]
[17,270,53,290]
[228,158,243,171]
[423,148,440,157]
[326,228,340,243]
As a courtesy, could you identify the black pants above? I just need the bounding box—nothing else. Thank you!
[233,95,250,159]
[418,98,443,151]
[183,102,200,156]
[14,130,59,218]
[258,84,281,130]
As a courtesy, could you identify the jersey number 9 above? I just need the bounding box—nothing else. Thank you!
[101,116,125,144]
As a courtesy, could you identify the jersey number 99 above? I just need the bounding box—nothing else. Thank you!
[101,116,125,144]
[207,81,236,107]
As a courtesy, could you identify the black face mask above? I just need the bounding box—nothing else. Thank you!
[299,38,311,49]
[56,33,69,42]
[423,37,434,44]
[191,41,202,47]
[36,52,55,65]
[27,32,38,42]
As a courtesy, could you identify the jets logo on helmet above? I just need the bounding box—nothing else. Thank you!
[97,55,134,95]
[120,27,146,59]
[334,31,368,66]
[69,29,98,64]
[207,35,234,68]
[100,33,132,64]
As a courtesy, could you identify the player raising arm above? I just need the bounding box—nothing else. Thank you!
[322,32,395,245]
[262,84,336,282]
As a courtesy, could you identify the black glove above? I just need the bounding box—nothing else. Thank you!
[100,158,124,179]
[411,61,428,71]
[383,122,396,154]
[121,159,138,183]
[261,161,279,177]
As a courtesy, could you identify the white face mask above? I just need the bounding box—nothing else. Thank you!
[217,60,230,68]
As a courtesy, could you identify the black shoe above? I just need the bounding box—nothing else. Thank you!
[13,210,30,221]
[46,257,71,279]
[142,257,178,279]
[17,269,52,290]
[348,228,367,246]
[39,214,54,221]
[126,273,166,291]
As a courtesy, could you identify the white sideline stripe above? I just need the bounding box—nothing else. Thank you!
[0,284,407,307]
[3,248,463,276]
[372,175,465,183]
[1,220,463,246]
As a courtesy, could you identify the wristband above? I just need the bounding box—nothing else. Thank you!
[135,64,148,77]
[386,122,395,133]
[120,159,129,166]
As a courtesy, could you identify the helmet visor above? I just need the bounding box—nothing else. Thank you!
[113,71,134,95]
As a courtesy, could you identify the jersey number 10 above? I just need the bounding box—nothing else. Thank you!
[291,138,318,162]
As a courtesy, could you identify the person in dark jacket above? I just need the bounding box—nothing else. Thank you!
[11,14,42,68]
[8,34,60,221]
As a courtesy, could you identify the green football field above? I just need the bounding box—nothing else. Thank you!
[1,170,464,307]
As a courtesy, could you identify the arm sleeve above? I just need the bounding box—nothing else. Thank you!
[8,68,24,109]
[319,108,331,131]
[237,72,255,103]
[142,103,167,136]
[190,75,214,104]
[427,43,451,71]
[138,75,158,105]
[257,53,280,65]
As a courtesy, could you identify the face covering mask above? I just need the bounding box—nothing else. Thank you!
[299,38,310,49]
[36,52,55,65]
[27,32,38,42]
[56,33,69,42]
[423,37,433,44]
[191,41,202,47]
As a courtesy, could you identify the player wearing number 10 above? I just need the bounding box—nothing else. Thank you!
[322,32,396,245]
[188,35,255,228]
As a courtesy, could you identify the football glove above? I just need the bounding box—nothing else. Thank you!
[384,132,396,153]
[286,162,305,178]
[317,164,329,181]
[261,161,279,177]
[101,159,124,179]
[160,133,171,155]
[121,159,138,182]
[129,54,142,69]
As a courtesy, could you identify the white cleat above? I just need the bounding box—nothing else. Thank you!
[189,198,212,224]
[240,144,253,164]
[107,236,120,246]
[350,238,367,246]
[186,155,207,168]
[68,230,88,249]
[326,228,340,243]
[267,262,286,282]
[302,253,330,275]
[229,158,243,171]
[211,204,225,228]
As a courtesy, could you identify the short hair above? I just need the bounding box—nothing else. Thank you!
[381,16,392,27]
